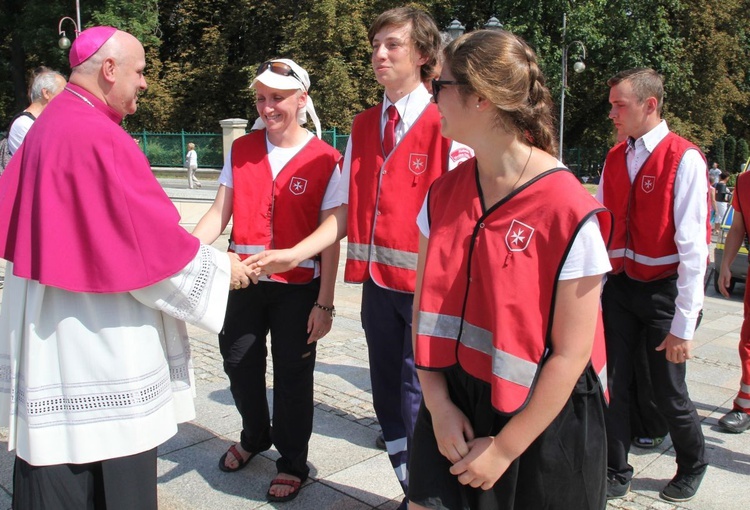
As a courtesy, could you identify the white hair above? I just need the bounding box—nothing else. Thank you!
[30,70,66,102]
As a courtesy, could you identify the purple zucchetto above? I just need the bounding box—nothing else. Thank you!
[69,26,117,68]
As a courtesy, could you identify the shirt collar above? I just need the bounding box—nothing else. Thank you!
[381,83,431,119]
[634,120,669,153]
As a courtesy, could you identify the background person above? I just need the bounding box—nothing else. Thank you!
[596,68,709,503]
[185,142,200,188]
[714,171,731,231]
[408,29,610,509]
[6,67,66,155]
[192,58,341,503]
[717,170,750,433]
[0,26,251,509]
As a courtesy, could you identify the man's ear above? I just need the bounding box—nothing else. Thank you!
[645,96,658,115]
[101,57,117,84]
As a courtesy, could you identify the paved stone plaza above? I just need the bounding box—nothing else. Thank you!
[0,178,746,509]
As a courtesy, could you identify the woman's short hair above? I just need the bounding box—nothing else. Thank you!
[443,30,558,156]
[368,6,441,83]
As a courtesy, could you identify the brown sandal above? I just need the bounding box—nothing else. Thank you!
[218,444,258,473]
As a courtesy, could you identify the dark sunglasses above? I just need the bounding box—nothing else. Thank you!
[256,61,305,88]
[431,79,466,103]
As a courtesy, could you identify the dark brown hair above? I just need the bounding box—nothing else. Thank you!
[443,29,558,156]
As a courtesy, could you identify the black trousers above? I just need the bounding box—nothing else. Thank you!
[13,448,157,510]
[602,273,707,479]
[629,332,669,439]
[219,278,319,481]
[408,366,606,510]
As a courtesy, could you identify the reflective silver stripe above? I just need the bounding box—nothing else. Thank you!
[417,311,461,340]
[460,320,538,389]
[385,437,407,456]
[460,321,494,356]
[347,242,370,262]
[735,396,750,410]
[740,382,750,394]
[598,364,608,393]
[607,247,679,266]
[491,348,538,389]
[230,242,316,268]
[229,242,265,255]
[347,242,418,270]
[394,462,407,482]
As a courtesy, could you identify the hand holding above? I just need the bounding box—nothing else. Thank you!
[429,399,474,465]
[449,436,512,490]
[245,249,300,276]
[229,252,251,290]
[656,333,693,364]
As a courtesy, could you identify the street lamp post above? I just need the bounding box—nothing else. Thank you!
[446,19,466,41]
[58,0,82,50]
[558,13,586,162]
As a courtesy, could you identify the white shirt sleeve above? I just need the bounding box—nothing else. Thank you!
[218,149,233,188]
[670,148,708,339]
[335,136,353,205]
[8,115,34,155]
[321,163,343,210]
[130,244,231,334]
[558,216,611,280]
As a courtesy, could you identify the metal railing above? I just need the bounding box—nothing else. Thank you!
[130,128,351,168]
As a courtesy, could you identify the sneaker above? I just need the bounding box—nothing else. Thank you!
[606,473,630,499]
[718,410,750,433]
[659,469,706,502]
[632,435,665,449]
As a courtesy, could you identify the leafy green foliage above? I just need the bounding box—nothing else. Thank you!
[1,0,748,163]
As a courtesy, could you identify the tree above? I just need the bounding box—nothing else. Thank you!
[725,135,737,173]
[713,137,726,171]
[737,139,749,172]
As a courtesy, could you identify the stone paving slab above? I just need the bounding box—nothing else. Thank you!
[0,187,746,509]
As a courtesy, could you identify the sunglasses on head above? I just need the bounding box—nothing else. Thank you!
[256,61,305,88]
[431,79,466,103]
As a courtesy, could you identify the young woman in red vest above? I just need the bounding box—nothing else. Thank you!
[408,30,612,509]
[193,59,341,503]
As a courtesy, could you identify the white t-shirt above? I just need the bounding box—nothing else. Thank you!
[219,131,341,211]
[8,114,35,155]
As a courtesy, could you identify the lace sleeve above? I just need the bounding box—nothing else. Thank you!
[130,244,231,333]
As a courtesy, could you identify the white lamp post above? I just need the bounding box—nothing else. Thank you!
[558,13,587,162]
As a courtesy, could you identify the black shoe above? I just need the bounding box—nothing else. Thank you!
[718,410,750,433]
[606,473,630,499]
[375,433,386,450]
[659,469,706,502]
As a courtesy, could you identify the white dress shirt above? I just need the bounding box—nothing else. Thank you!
[596,120,708,339]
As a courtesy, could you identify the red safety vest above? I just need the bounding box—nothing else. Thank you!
[415,162,612,414]
[345,103,451,293]
[230,130,341,283]
[602,133,708,281]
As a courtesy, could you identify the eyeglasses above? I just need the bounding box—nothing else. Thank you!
[256,61,305,89]
[431,79,466,103]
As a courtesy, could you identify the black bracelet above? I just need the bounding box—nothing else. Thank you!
[313,301,336,317]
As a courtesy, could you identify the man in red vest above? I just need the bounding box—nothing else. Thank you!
[596,68,709,503]
[716,174,750,433]
[246,7,470,507]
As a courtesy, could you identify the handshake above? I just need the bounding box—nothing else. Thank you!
[227,248,300,290]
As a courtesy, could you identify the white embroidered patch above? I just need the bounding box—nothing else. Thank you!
[641,175,655,193]
[505,219,535,252]
[409,153,428,175]
[290,177,307,195]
